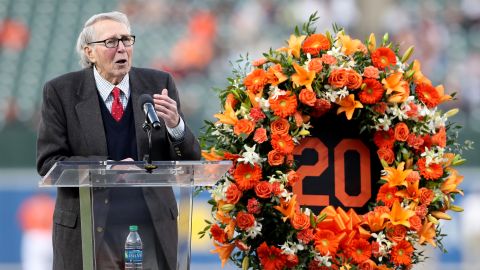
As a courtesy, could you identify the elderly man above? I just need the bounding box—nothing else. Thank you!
[36,11,200,270]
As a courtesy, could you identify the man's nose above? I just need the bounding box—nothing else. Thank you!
[116,40,126,52]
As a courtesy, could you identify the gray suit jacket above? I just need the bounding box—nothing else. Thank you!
[36,67,201,270]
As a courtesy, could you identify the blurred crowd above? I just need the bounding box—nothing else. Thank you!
[0,0,478,164]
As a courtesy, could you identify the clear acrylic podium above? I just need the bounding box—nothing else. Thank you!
[39,160,231,270]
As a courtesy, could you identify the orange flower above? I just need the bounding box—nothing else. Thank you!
[328,68,348,89]
[409,215,422,232]
[396,172,420,201]
[210,224,228,244]
[382,72,410,103]
[311,98,332,118]
[364,210,387,232]
[268,149,285,166]
[381,162,412,187]
[292,62,316,91]
[287,170,300,187]
[373,129,395,148]
[418,221,436,247]
[271,133,295,154]
[363,66,380,79]
[302,33,330,55]
[225,93,238,108]
[386,223,407,242]
[291,212,310,230]
[308,58,323,73]
[348,239,372,264]
[269,92,298,118]
[236,212,255,230]
[253,128,268,143]
[225,183,242,204]
[390,240,413,266]
[257,242,287,270]
[202,147,224,161]
[211,242,235,268]
[415,83,441,108]
[336,94,363,120]
[252,57,267,67]
[417,158,443,180]
[214,100,238,125]
[314,229,341,256]
[266,64,288,86]
[273,195,297,221]
[338,33,364,55]
[233,163,262,190]
[270,118,290,135]
[441,168,464,195]
[376,184,399,207]
[286,34,306,58]
[358,78,384,104]
[255,181,273,198]
[433,84,452,104]
[382,200,415,227]
[412,59,432,85]
[431,127,446,147]
[346,69,363,89]
[249,106,266,122]
[299,88,317,106]
[377,147,394,164]
[234,119,255,137]
[321,54,337,65]
[244,69,268,94]
[394,122,409,142]
[371,47,397,70]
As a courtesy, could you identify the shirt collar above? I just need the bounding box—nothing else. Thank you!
[93,66,130,101]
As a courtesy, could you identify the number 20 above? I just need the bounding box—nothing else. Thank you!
[293,137,371,208]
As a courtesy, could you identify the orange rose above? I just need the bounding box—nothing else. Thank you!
[299,88,317,106]
[285,254,299,268]
[311,98,331,118]
[253,128,268,143]
[236,212,255,230]
[409,215,422,232]
[394,122,409,142]
[270,118,290,135]
[419,187,434,205]
[377,147,394,164]
[346,69,363,89]
[290,212,310,230]
[225,183,242,204]
[386,224,407,243]
[287,170,300,187]
[328,69,348,89]
[254,181,272,199]
[432,127,446,148]
[321,54,337,65]
[234,119,255,136]
[268,150,285,166]
[363,66,380,79]
[308,58,323,73]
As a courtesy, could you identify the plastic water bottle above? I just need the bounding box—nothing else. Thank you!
[124,225,143,269]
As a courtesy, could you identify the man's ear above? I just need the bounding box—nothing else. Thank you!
[84,46,96,63]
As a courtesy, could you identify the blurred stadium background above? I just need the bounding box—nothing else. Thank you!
[0,0,479,269]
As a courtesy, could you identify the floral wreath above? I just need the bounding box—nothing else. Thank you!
[199,13,469,270]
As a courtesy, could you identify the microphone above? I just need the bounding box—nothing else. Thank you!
[139,94,161,130]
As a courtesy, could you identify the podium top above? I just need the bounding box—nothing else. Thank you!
[39,160,231,187]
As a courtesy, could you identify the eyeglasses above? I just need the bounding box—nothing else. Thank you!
[87,35,136,48]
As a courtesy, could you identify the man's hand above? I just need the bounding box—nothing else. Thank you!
[153,89,180,128]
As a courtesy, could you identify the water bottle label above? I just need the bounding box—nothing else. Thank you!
[125,249,143,263]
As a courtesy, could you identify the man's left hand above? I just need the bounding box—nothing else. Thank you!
[153,89,180,128]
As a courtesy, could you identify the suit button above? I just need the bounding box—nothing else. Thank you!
[96,226,104,233]
[104,198,109,204]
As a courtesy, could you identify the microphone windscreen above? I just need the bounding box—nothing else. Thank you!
[139,94,154,108]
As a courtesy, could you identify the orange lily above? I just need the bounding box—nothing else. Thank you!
[273,194,297,221]
[336,94,363,120]
[367,33,376,52]
[214,102,238,125]
[434,84,452,104]
[382,200,415,227]
[247,87,264,108]
[412,59,432,85]
[287,34,306,58]
[338,33,363,55]
[441,168,464,195]
[364,211,387,232]
[202,147,224,161]
[225,219,236,240]
[211,242,235,267]
[382,72,409,103]
[418,221,436,247]
[396,177,420,201]
[291,62,316,91]
[267,64,288,86]
[381,162,412,187]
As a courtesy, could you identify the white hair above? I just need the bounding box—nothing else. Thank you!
[76,11,131,68]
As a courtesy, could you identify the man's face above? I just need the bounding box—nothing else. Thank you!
[85,19,133,84]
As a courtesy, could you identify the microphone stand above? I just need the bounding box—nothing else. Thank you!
[142,121,157,173]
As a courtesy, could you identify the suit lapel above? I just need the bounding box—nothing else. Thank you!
[75,68,108,156]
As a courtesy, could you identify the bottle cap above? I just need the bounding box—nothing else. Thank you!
[129,225,138,231]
